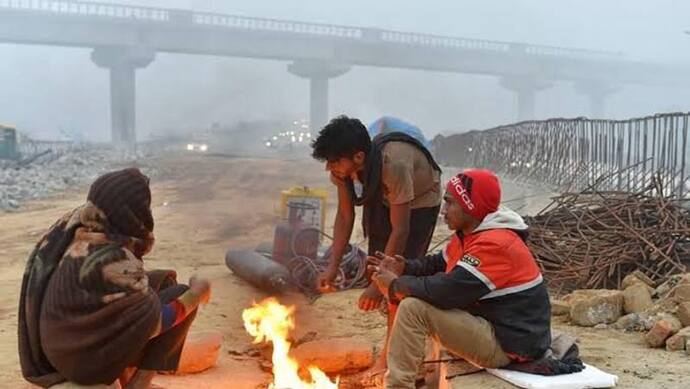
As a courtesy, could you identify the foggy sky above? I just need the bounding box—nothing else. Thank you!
[1,0,689,141]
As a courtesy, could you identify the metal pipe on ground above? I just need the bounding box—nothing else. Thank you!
[225,249,292,294]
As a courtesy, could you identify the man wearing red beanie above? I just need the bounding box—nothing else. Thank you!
[369,169,573,388]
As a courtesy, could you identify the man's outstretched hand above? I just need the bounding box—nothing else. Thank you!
[367,251,406,276]
[317,264,340,293]
[369,263,399,298]
[358,283,384,311]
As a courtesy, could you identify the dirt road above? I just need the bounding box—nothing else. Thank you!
[1,154,688,388]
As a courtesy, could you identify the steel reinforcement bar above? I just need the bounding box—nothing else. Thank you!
[433,113,690,197]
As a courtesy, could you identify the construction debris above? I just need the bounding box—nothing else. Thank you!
[0,146,155,211]
[526,176,690,293]
[557,270,690,353]
[645,316,682,348]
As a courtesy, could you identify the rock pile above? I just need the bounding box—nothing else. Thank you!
[0,146,156,211]
[554,270,690,354]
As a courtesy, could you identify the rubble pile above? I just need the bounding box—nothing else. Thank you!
[553,271,690,354]
[0,146,155,211]
[526,176,690,293]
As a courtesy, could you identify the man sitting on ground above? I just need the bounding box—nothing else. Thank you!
[369,169,582,389]
[19,168,211,388]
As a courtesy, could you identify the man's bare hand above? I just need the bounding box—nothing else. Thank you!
[102,259,148,292]
[370,265,399,297]
[189,275,211,305]
[358,283,384,311]
[367,251,406,276]
[317,264,340,293]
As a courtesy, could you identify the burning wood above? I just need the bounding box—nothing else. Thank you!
[243,298,339,389]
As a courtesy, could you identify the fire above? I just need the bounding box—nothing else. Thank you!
[242,297,339,389]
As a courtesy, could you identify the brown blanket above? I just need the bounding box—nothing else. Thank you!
[18,203,163,387]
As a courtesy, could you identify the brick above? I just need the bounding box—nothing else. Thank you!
[174,331,223,375]
[645,316,682,348]
[665,334,686,351]
[665,327,690,351]
[50,383,120,389]
[291,338,374,374]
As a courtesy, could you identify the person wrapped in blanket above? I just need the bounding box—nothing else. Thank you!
[18,168,211,388]
[368,169,583,389]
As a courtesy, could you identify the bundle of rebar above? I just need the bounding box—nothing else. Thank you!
[525,175,690,294]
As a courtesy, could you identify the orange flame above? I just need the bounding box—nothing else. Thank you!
[242,297,339,389]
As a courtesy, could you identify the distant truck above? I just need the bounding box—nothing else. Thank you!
[0,125,19,160]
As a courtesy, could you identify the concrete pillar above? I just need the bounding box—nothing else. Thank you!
[575,81,620,119]
[500,76,552,121]
[288,60,351,132]
[92,46,155,147]
[309,76,329,135]
[108,65,136,144]
[516,88,536,122]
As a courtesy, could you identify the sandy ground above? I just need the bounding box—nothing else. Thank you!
[1,153,689,389]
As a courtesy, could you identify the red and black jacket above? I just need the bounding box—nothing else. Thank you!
[391,226,551,361]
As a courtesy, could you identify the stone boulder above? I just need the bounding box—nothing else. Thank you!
[656,273,690,298]
[568,290,623,327]
[621,270,655,290]
[623,283,653,314]
[291,338,374,374]
[671,284,690,303]
[550,299,570,316]
[645,315,682,348]
[677,302,690,327]
[647,297,679,315]
[613,313,647,332]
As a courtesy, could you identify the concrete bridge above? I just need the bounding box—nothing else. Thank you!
[1,0,687,145]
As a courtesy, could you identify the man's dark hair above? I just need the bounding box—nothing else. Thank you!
[311,115,371,161]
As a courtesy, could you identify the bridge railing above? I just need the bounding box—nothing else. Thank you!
[0,0,620,60]
[192,12,363,39]
[379,30,509,52]
[0,0,169,21]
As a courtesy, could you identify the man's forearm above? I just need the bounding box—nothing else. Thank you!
[329,210,354,268]
[384,226,410,257]
[329,182,355,269]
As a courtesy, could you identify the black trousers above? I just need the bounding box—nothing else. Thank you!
[136,272,197,372]
[367,205,441,259]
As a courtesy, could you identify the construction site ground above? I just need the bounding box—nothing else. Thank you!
[1,153,688,388]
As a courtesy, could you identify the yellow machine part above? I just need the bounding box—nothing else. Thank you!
[280,186,328,231]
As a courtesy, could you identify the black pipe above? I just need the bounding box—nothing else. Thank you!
[225,249,292,294]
